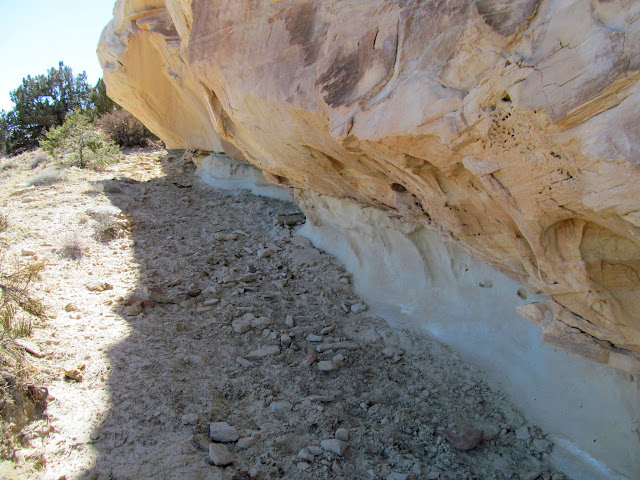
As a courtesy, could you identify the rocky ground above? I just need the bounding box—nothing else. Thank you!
[0,149,564,480]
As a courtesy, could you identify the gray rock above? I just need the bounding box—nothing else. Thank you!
[387,474,409,480]
[236,357,255,368]
[335,428,349,441]
[245,345,280,360]
[232,317,253,334]
[209,422,239,442]
[307,446,323,455]
[208,443,234,466]
[321,438,347,456]
[285,315,296,327]
[237,436,258,449]
[297,448,315,462]
[297,462,311,471]
[181,413,199,425]
[306,334,323,342]
[351,303,367,314]
[515,425,531,441]
[317,360,338,372]
[269,401,293,411]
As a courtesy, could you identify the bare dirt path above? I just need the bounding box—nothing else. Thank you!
[0,150,562,480]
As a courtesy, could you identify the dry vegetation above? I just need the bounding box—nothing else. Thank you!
[0,211,48,461]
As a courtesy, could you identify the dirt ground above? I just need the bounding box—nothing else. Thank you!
[0,148,564,480]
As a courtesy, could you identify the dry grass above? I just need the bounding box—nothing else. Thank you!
[26,166,63,187]
[59,232,84,260]
[0,258,47,460]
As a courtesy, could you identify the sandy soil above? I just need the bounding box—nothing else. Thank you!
[0,149,563,480]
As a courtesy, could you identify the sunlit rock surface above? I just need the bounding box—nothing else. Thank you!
[98,0,640,372]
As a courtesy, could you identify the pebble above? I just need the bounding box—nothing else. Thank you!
[442,426,484,451]
[209,422,239,442]
[232,317,253,334]
[316,341,359,353]
[426,470,441,480]
[285,315,296,327]
[64,303,79,312]
[351,303,367,314]
[382,347,395,358]
[208,443,234,466]
[515,425,531,441]
[236,357,255,368]
[297,462,310,471]
[306,334,323,342]
[317,360,338,372]
[332,353,344,363]
[307,446,323,456]
[335,428,349,441]
[252,316,274,328]
[269,401,293,412]
[181,413,198,425]
[387,473,408,480]
[321,438,347,456]
[281,334,292,345]
[245,345,280,360]
[321,325,335,335]
[237,437,258,449]
[297,448,315,462]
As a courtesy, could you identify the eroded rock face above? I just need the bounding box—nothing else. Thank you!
[98,0,640,366]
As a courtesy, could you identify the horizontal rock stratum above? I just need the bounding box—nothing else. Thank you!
[98,1,640,370]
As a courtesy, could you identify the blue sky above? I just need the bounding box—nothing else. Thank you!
[0,1,117,111]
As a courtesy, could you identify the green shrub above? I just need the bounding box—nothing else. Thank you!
[99,109,157,148]
[40,111,120,169]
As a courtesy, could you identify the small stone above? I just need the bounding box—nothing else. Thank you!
[382,347,394,358]
[317,360,338,372]
[515,425,531,441]
[21,249,37,256]
[306,334,323,342]
[252,316,274,328]
[321,439,347,456]
[442,426,484,451]
[335,428,349,441]
[387,473,408,480]
[236,357,255,368]
[237,437,258,449]
[285,315,295,327]
[307,446,323,456]
[245,345,280,360]
[531,438,551,453]
[232,317,253,334]
[64,303,79,312]
[181,413,198,425]
[332,353,344,363]
[426,470,440,480]
[208,443,234,466]
[257,248,273,258]
[350,303,367,314]
[85,281,113,292]
[269,401,293,412]
[63,368,83,382]
[124,302,143,316]
[297,448,314,462]
[297,462,310,471]
[281,334,292,345]
[209,422,239,442]
[321,326,335,335]
[523,473,541,480]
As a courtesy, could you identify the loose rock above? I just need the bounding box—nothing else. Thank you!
[209,422,239,443]
[320,439,347,456]
[208,443,234,466]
